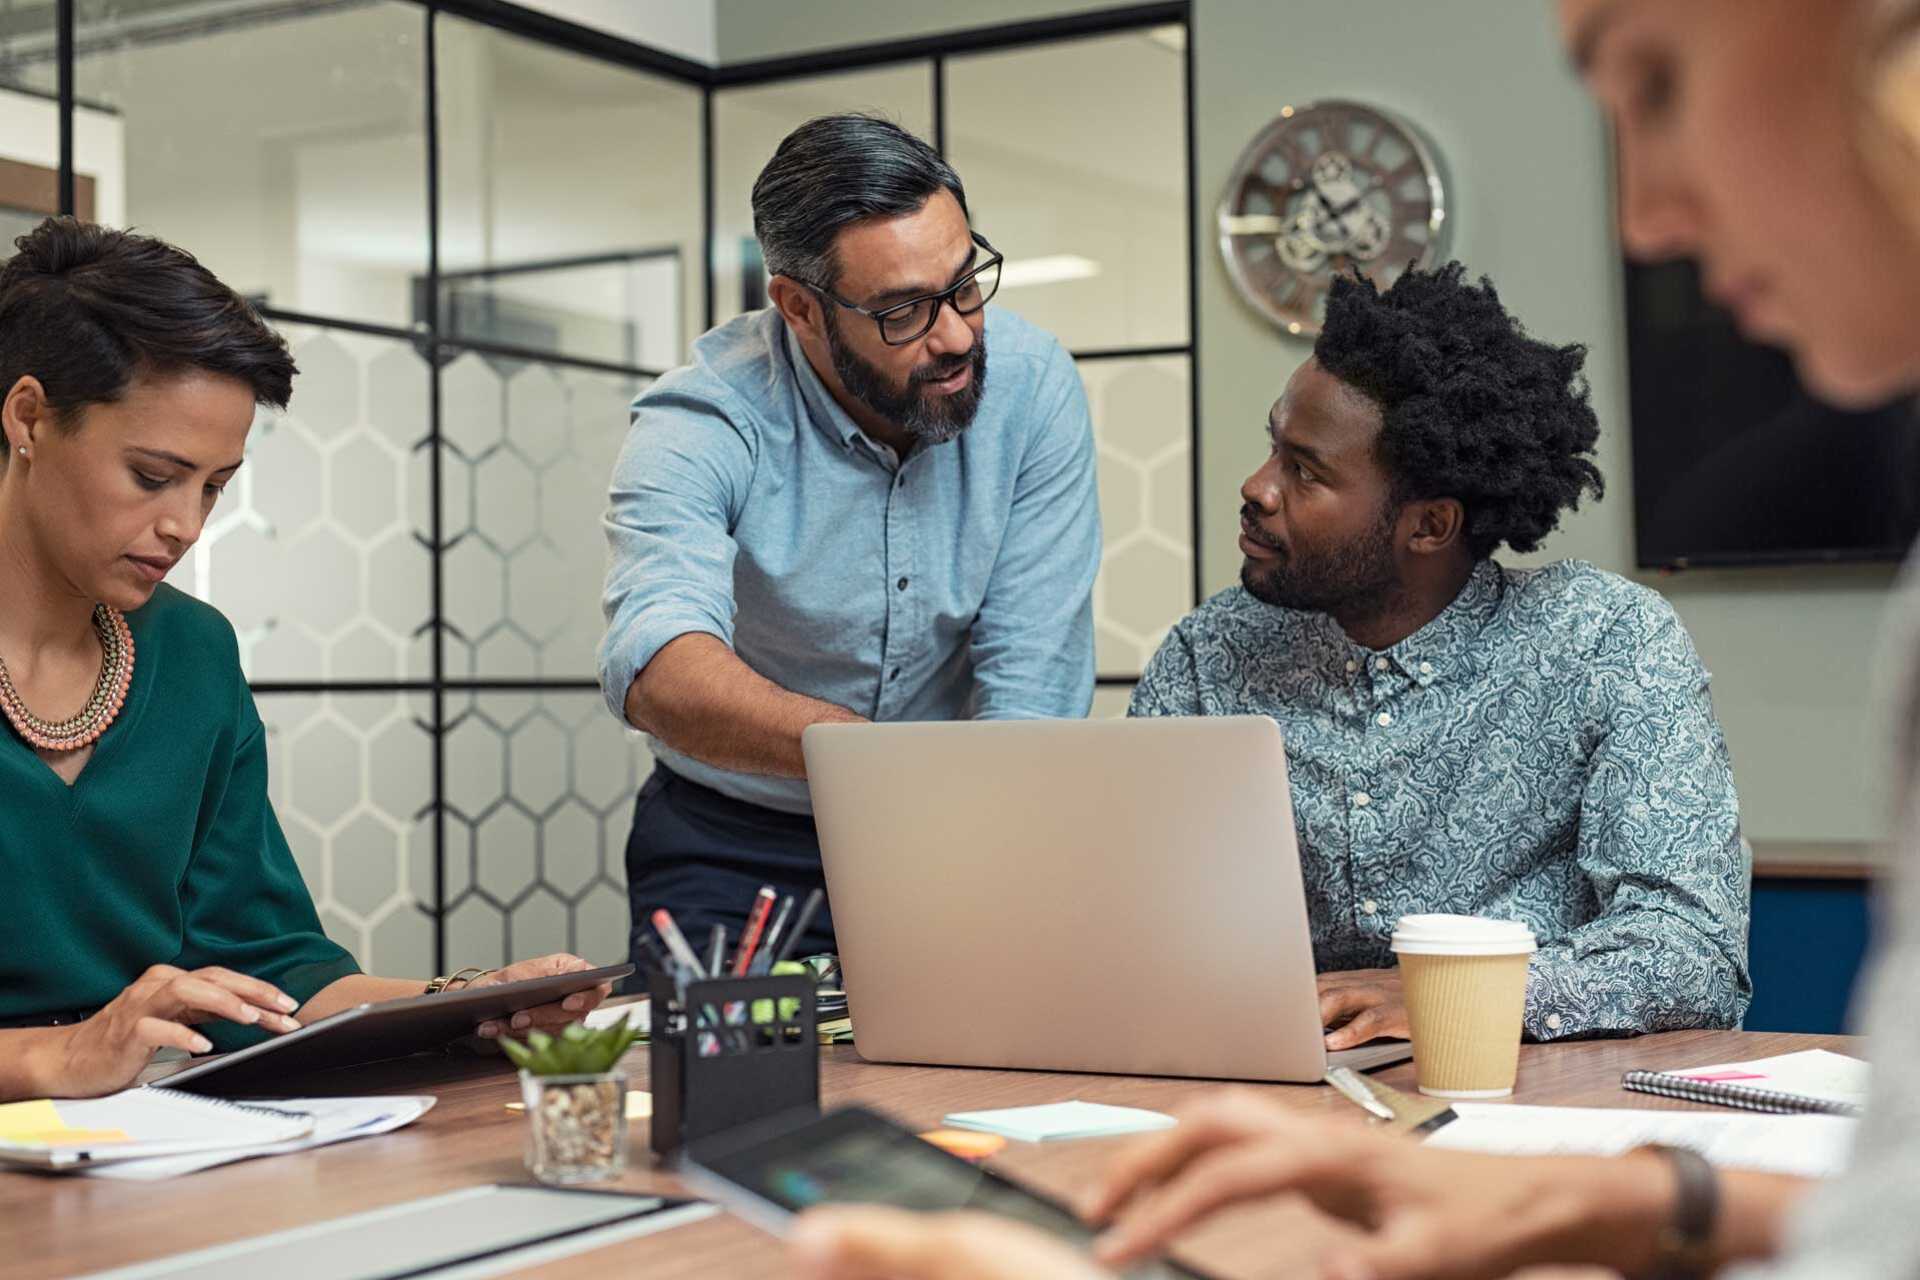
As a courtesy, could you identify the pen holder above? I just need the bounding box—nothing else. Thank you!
[648,968,819,1160]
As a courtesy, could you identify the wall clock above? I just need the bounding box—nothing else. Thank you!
[1218,100,1449,336]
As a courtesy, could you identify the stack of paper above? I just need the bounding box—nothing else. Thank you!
[85,1095,436,1180]
[1425,1104,1857,1178]
[0,1090,433,1178]
[942,1101,1176,1143]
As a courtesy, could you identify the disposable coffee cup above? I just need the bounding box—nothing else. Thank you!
[1390,914,1536,1099]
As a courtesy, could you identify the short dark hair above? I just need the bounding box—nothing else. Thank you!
[0,216,296,432]
[751,113,968,289]
[1314,263,1604,560]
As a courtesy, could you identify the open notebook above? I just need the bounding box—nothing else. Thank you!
[0,1089,312,1169]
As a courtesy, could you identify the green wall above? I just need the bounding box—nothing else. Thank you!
[715,0,1899,849]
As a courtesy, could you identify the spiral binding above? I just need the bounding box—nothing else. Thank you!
[1620,1069,1863,1117]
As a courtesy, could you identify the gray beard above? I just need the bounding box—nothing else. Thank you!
[824,310,988,445]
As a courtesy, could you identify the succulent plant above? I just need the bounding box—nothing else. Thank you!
[500,1016,643,1076]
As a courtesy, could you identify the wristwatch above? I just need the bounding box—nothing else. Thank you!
[424,966,490,995]
[1638,1143,1720,1279]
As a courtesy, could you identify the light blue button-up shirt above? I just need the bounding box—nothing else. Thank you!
[598,306,1100,814]
[1131,559,1751,1041]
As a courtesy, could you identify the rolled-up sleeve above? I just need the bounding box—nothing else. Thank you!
[1524,601,1752,1039]
[596,387,756,723]
[968,343,1100,720]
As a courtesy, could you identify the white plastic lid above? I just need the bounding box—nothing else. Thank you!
[1390,913,1537,956]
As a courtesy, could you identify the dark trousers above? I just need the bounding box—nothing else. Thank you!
[624,766,837,981]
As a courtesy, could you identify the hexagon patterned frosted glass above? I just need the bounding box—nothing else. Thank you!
[258,692,433,976]
[174,325,432,683]
[1078,356,1194,678]
[439,691,654,970]
[439,352,646,681]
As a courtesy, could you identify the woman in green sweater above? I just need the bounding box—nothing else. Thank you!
[0,217,608,1102]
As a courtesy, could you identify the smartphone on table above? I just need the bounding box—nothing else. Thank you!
[681,1105,1220,1280]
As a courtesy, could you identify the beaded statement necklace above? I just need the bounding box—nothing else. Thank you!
[0,605,135,752]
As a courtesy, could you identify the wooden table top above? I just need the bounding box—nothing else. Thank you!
[0,1026,1857,1279]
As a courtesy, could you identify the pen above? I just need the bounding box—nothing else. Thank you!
[732,885,778,975]
[652,907,707,979]
[1324,1066,1395,1122]
[749,894,797,975]
[705,924,728,979]
[770,888,825,967]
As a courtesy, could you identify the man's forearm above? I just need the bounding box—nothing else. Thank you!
[623,633,866,778]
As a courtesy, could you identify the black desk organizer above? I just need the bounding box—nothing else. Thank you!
[648,968,819,1160]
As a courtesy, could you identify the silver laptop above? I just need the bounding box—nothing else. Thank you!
[803,715,1412,1082]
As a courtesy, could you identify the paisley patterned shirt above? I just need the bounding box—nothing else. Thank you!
[1129,558,1750,1040]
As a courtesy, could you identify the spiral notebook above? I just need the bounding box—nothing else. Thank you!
[0,1088,312,1170]
[1622,1049,1869,1117]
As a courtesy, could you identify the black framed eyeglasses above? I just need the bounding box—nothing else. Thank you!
[799,232,1003,346]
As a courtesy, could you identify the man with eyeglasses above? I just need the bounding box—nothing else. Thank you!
[598,113,1100,966]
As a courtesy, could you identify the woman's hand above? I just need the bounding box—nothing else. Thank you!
[1083,1091,1672,1280]
[41,964,299,1098]
[790,1206,1111,1280]
[466,953,612,1039]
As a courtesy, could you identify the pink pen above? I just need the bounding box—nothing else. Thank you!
[731,886,778,975]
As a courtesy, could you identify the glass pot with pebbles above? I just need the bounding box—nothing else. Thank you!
[502,1017,644,1184]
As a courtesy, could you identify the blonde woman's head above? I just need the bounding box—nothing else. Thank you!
[1564,0,1920,405]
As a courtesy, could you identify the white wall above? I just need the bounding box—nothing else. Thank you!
[521,0,717,65]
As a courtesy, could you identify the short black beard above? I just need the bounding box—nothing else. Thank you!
[824,308,988,446]
[1240,499,1404,620]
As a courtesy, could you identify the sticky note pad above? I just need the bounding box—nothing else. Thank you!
[941,1101,1176,1143]
[0,1100,66,1142]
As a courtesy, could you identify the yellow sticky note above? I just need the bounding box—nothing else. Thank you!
[16,1129,130,1147]
[0,1100,64,1142]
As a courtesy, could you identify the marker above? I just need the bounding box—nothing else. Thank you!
[770,888,825,966]
[749,895,797,975]
[731,886,778,976]
[652,907,707,979]
[706,925,728,979]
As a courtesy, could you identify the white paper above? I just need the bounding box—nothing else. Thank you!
[1663,1048,1870,1108]
[942,1100,1176,1143]
[82,1095,436,1180]
[1426,1104,1857,1178]
[582,1000,649,1034]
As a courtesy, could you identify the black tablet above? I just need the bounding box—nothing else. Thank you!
[682,1105,1220,1280]
[154,963,634,1096]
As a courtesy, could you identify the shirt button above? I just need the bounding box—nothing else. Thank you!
[897,577,910,591]
[888,667,901,681]
[1545,1013,1563,1032]
[1352,791,1371,808]
[1419,661,1434,676]
[1360,898,1379,915]
[1376,712,1392,728]
[1375,657,1390,672]
[1345,660,1358,674]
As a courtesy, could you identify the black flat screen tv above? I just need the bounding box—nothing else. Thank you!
[1625,258,1920,568]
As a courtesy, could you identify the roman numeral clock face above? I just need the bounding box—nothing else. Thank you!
[1218,100,1449,336]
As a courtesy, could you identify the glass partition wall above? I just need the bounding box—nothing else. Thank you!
[15,0,1195,974]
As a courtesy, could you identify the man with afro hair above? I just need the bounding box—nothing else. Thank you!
[1131,263,1748,1046]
